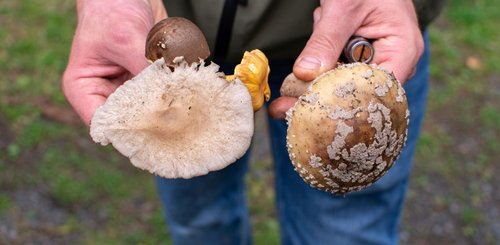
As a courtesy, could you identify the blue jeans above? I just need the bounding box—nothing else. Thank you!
[155,38,429,245]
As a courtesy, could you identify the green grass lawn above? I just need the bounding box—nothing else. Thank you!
[401,0,500,244]
[1,0,499,244]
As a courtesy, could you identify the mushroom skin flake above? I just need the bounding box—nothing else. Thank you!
[286,63,409,194]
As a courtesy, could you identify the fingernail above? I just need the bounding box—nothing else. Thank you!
[297,56,322,71]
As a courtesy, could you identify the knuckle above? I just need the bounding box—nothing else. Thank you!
[334,0,363,13]
[100,8,149,48]
[106,20,138,47]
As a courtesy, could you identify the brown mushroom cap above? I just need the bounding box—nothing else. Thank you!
[286,63,409,194]
[145,17,210,66]
[90,58,253,179]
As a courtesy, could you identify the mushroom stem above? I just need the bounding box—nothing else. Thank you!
[280,73,311,97]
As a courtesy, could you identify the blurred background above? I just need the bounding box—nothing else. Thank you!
[0,0,499,244]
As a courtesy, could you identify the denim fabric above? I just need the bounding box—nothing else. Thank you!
[155,37,430,245]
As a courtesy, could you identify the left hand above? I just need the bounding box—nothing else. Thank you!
[62,0,167,126]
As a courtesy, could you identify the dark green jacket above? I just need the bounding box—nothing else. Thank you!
[163,0,446,62]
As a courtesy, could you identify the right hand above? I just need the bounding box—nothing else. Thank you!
[62,0,167,126]
[268,0,423,119]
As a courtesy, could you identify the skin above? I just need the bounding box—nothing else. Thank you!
[63,0,166,126]
[268,0,424,119]
[63,0,422,125]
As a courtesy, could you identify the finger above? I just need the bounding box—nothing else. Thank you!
[268,97,298,119]
[62,74,121,127]
[72,94,106,127]
[151,0,167,21]
[293,1,362,81]
[369,34,423,83]
[313,7,321,26]
[353,2,423,83]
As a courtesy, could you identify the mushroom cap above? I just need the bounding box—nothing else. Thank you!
[90,58,254,178]
[145,17,210,66]
[286,63,409,194]
[229,49,271,112]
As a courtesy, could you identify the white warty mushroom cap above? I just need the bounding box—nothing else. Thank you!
[90,58,254,178]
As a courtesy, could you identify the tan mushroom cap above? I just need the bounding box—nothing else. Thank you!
[90,58,254,178]
[286,63,409,194]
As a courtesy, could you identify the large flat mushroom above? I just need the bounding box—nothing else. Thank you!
[90,18,270,179]
[90,59,254,178]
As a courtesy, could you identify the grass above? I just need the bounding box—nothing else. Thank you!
[1,0,499,244]
[0,195,12,215]
[402,0,500,243]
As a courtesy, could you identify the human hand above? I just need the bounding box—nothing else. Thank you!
[62,0,166,126]
[269,0,424,119]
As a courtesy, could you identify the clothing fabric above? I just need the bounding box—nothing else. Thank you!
[155,32,430,245]
[156,1,435,244]
[163,0,444,63]
[164,0,317,62]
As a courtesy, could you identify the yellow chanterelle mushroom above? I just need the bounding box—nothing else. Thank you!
[226,49,271,112]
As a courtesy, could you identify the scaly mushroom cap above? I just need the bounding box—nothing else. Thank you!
[145,17,210,66]
[90,58,254,178]
[286,63,409,194]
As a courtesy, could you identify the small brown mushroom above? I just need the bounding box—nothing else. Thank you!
[285,63,409,194]
[145,17,210,66]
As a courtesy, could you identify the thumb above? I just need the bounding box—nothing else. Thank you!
[293,2,361,81]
